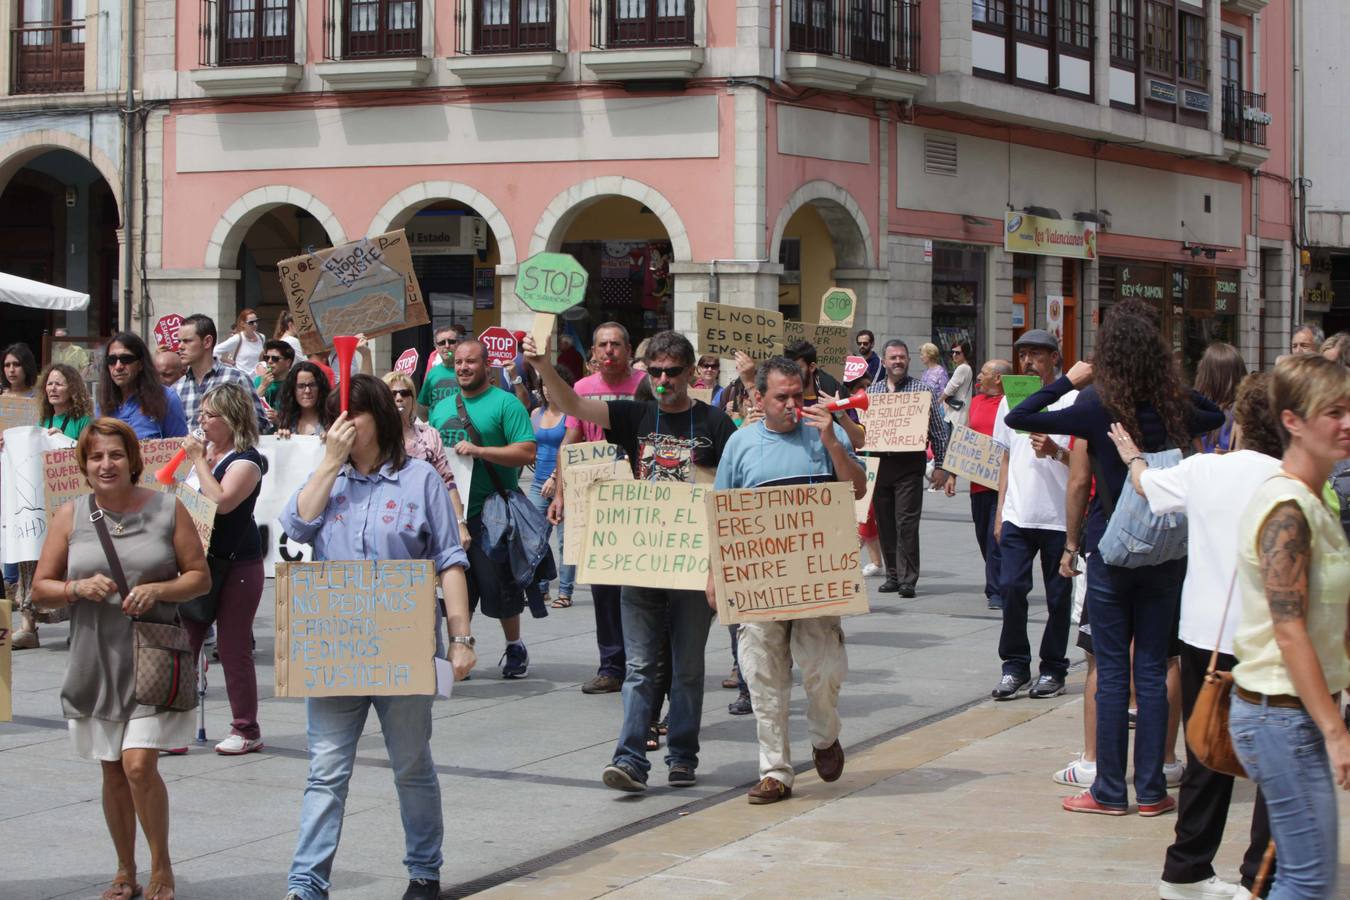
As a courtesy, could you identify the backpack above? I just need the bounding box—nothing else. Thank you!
[1093,446,1188,568]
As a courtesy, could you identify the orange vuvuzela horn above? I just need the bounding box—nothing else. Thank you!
[155,448,188,485]
[824,389,870,413]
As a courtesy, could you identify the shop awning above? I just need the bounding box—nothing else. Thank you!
[0,271,89,312]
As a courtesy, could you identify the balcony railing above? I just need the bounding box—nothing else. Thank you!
[590,0,694,50]
[12,23,85,94]
[1222,82,1268,147]
[456,0,556,54]
[787,0,919,72]
[199,0,295,66]
[324,0,421,59]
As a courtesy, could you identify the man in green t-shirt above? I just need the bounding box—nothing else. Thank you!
[253,340,295,419]
[429,338,538,679]
[418,324,464,410]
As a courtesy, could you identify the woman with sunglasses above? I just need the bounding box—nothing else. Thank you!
[97,332,188,440]
[382,371,469,547]
[216,308,264,376]
[274,362,334,439]
[941,340,975,431]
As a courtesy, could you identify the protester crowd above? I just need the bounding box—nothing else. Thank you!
[2,305,1349,900]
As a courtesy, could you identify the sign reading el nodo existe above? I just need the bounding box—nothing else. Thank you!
[708,485,868,625]
[274,560,436,697]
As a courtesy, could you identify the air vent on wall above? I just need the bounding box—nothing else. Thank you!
[924,134,958,176]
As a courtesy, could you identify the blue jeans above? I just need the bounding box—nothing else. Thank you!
[288,694,443,899]
[997,522,1071,679]
[528,479,575,598]
[612,586,713,779]
[1086,553,1183,809]
[1230,695,1340,898]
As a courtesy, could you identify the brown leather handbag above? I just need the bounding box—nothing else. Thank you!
[1184,570,1246,778]
[89,495,198,712]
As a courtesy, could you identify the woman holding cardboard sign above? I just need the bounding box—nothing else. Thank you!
[279,374,474,900]
[30,417,211,900]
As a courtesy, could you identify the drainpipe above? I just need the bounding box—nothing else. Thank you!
[1291,0,1304,333]
[120,0,136,333]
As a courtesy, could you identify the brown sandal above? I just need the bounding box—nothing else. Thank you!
[551,595,573,608]
[100,876,142,900]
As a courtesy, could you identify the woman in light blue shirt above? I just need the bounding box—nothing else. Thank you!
[279,374,474,900]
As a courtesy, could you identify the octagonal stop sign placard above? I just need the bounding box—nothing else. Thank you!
[478,326,517,367]
[819,287,857,328]
[515,252,589,315]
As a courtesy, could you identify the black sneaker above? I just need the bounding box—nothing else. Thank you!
[668,764,696,787]
[1028,674,1066,698]
[987,599,1002,610]
[602,761,647,792]
[898,584,916,598]
[877,578,900,593]
[499,642,529,679]
[401,878,440,900]
[991,673,1029,701]
[728,693,753,715]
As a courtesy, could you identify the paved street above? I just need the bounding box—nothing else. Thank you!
[6,497,1116,899]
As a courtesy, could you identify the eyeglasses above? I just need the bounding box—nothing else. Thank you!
[245,319,259,326]
[263,355,285,363]
[106,353,141,368]
[951,349,963,356]
[646,365,686,379]
[295,381,319,392]
[435,338,458,348]
[391,389,413,398]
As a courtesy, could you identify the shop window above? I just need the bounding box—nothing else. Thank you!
[1109,0,1135,64]
[1142,0,1173,74]
[1179,11,1205,84]
[932,244,986,364]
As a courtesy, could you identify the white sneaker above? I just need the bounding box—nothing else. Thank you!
[1053,755,1096,786]
[862,563,882,577]
[215,734,264,755]
[1164,760,1185,787]
[1158,875,1239,899]
[203,623,217,647]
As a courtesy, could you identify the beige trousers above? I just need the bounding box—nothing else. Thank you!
[738,617,847,787]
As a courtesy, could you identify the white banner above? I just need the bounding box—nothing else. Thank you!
[1,427,75,562]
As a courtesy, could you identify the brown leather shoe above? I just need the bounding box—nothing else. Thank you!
[581,674,622,694]
[747,776,791,805]
[813,739,845,783]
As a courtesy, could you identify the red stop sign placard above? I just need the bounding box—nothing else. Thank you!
[478,326,517,367]
[155,314,184,350]
[394,347,419,376]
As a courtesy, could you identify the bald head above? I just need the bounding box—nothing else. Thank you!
[979,358,1012,396]
[156,348,184,386]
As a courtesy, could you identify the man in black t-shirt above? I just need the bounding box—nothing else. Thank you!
[523,330,736,792]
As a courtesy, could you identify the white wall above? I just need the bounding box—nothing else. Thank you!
[1303,1,1350,247]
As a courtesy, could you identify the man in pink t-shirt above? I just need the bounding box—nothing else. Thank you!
[555,322,647,694]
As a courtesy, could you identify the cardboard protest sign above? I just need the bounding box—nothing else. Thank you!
[577,480,709,590]
[478,327,517,367]
[944,424,1004,490]
[155,314,184,350]
[0,596,10,721]
[394,348,419,376]
[530,313,554,356]
[43,438,184,511]
[855,456,880,524]
[0,394,40,431]
[782,321,849,380]
[277,230,428,355]
[515,252,589,315]
[708,484,868,624]
[2,427,72,562]
[697,302,783,360]
[559,441,621,471]
[688,387,713,405]
[843,355,869,383]
[859,391,932,452]
[819,287,857,327]
[561,445,632,566]
[274,560,437,697]
[174,482,218,551]
[1000,375,1043,434]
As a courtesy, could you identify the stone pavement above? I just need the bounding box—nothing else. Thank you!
[482,690,1350,899]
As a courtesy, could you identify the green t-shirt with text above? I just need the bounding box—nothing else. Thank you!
[419,363,459,410]
[429,386,535,518]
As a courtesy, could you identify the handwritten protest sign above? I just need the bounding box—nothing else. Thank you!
[560,441,621,471]
[0,596,9,721]
[577,480,709,590]
[174,483,218,551]
[697,302,783,360]
[782,321,849,380]
[708,484,867,624]
[944,424,1003,490]
[2,428,71,562]
[561,444,632,566]
[515,252,588,315]
[844,355,869,383]
[1000,375,1043,434]
[688,387,713,405]
[819,287,857,327]
[394,348,419,376]
[277,230,428,355]
[860,391,932,452]
[274,560,436,697]
[855,456,880,524]
[43,438,185,511]
[0,394,40,431]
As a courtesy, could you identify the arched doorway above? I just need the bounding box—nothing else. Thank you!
[232,204,336,342]
[776,204,837,322]
[770,181,877,332]
[0,149,119,356]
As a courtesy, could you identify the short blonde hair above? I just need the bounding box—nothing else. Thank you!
[202,382,259,452]
[381,371,416,394]
[920,342,942,365]
[1269,354,1350,448]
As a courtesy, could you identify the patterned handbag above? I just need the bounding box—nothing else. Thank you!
[88,495,198,712]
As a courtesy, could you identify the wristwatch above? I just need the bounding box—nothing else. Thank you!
[449,635,476,648]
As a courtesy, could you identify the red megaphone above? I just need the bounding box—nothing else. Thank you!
[332,335,359,414]
[825,389,870,413]
[156,448,187,485]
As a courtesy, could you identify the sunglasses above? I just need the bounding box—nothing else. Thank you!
[647,365,686,379]
[106,353,141,367]
[436,338,458,348]
[263,355,285,363]
[698,362,720,369]
[391,389,413,398]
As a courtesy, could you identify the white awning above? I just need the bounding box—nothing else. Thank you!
[0,271,90,312]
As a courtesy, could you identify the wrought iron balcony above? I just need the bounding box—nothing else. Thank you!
[199,0,295,66]
[591,0,694,50]
[12,23,85,94]
[1222,81,1268,147]
[788,0,919,72]
[457,0,556,54]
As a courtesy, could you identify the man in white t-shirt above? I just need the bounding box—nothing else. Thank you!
[991,329,1078,701]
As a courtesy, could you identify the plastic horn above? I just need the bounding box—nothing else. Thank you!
[155,448,188,485]
[824,389,870,413]
[655,385,667,394]
[332,335,359,414]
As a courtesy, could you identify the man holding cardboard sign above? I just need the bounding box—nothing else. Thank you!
[712,357,866,805]
[522,330,737,793]
[865,340,952,597]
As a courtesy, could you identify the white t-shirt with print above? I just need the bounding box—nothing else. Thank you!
[992,389,1078,531]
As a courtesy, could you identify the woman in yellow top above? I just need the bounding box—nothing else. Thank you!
[1229,353,1350,899]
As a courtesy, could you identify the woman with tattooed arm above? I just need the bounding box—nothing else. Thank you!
[1227,353,1350,899]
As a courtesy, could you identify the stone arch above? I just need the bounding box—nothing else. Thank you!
[366,181,517,265]
[204,186,346,270]
[0,129,124,216]
[769,180,874,269]
[529,176,692,261]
